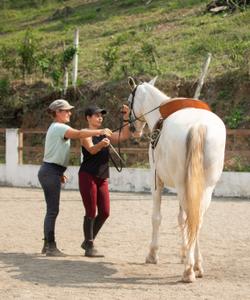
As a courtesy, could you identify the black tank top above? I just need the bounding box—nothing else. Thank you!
[79,135,109,179]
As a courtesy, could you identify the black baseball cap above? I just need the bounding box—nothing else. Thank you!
[84,105,107,117]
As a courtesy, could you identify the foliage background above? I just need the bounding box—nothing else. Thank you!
[0,0,249,170]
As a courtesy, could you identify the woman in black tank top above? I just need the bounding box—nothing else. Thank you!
[78,104,131,257]
[79,135,109,179]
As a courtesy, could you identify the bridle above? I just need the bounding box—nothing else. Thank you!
[128,84,161,133]
[109,83,161,172]
[128,88,137,133]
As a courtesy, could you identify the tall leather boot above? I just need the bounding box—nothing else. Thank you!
[46,241,66,257]
[42,231,66,257]
[41,238,48,254]
[93,215,106,239]
[81,215,106,248]
[81,216,104,257]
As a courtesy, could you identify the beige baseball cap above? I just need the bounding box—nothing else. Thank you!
[49,99,74,111]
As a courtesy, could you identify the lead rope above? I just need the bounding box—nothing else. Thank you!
[78,111,126,175]
[151,144,157,191]
[109,115,124,172]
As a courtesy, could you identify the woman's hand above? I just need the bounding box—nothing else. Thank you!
[120,104,130,121]
[60,175,68,184]
[100,137,110,148]
[100,128,112,137]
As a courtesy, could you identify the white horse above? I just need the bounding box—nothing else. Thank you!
[127,77,226,283]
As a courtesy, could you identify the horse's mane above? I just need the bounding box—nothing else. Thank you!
[143,82,170,104]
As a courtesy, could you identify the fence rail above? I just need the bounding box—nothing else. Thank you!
[227,129,250,136]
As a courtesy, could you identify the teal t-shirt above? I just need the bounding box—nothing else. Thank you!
[43,122,71,167]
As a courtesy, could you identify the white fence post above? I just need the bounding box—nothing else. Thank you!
[194,53,212,99]
[72,28,79,89]
[6,128,19,184]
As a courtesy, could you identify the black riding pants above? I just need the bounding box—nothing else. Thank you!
[38,162,66,242]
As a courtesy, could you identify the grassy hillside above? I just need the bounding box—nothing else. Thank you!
[0,0,249,130]
[0,1,249,170]
[0,0,250,82]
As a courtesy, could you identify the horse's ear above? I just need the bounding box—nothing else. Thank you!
[148,76,158,86]
[128,77,136,91]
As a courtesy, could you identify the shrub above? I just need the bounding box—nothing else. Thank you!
[0,46,19,77]
[0,77,11,97]
[225,107,244,129]
[102,45,119,76]
[17,29,39,79]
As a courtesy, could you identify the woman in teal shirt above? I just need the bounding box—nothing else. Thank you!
[38,99,112,256]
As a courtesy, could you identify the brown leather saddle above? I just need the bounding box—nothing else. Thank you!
[150,98,211,149]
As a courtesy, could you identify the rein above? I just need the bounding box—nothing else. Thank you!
[109,116,125,172]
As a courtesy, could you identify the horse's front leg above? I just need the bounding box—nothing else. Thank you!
[145,179,163,264]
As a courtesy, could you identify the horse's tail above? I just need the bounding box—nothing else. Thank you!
[185,124,206,247]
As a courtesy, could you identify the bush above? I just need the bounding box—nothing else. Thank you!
[18,29,39,79]
[102,45,119,76]
[225,107,244,129]
[0,77,11,97]
[0,46,19,77]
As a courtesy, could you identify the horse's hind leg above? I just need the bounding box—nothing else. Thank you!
[182,240,196,283]
[178,205,188,263]
[184,187,213,282]
[145,180,163,264]
[178,206,204,275]
[194,186,213,278]
[194,229,204,278]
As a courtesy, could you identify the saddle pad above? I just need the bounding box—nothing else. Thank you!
[159,98,211,119]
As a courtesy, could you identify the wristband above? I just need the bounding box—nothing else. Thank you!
[123,119,129,122]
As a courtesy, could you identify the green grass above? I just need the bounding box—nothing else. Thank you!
[0,0,250,81]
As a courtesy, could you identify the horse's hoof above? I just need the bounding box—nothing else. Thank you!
[194,265,204,278]
[182,269,196,283]
[180,256,186,264]
[145,254,158,264]
[195,269,204,278]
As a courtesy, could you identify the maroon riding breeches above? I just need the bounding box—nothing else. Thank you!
[78,171,110,220]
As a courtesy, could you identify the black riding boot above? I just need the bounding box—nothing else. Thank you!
[81,216,104,257]
[81,216,105,248]
[41,238,48,254]
[42,231,66,257]
[93,215,106,240]
[81,215,106,249]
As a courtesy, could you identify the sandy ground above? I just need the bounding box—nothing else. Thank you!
[0,187,249,300]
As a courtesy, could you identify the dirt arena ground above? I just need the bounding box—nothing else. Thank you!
[0,187,249,300]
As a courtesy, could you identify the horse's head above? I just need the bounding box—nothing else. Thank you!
[127,77,158,138]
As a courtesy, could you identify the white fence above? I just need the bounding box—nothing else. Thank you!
[0,128,249,197]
